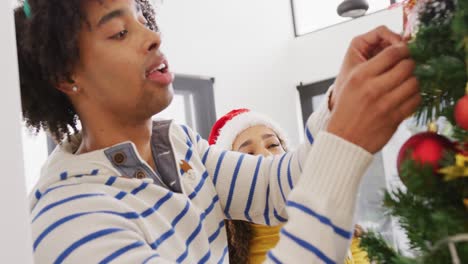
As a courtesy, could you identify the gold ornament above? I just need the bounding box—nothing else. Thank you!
[428,121,438,132]
[439,154,468,181]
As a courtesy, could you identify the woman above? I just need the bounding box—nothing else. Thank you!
[14,0,419,262]
[209,108,370,264]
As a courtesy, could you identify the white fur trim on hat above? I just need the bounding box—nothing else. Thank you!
[215,111,289,151]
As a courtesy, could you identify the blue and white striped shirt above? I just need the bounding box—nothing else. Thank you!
[29,99,372,263]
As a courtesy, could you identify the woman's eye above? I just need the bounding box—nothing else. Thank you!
[268,144,280,149]
[110,30,128,40]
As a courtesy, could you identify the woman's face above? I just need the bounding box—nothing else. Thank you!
[232,125,285,157]
[72,0,173,122]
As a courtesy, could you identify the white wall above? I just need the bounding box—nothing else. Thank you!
[290,7,403,85]
[158,1,403,146]
[22,129,48,192]
[157,0,302,145]
[0,1,33,262]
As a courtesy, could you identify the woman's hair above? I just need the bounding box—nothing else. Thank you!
[14,0,157,141]
[226,220,252,263]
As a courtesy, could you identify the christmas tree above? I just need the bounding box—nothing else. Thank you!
[359,0,468,263]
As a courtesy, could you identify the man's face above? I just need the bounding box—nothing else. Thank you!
[73,0,173,123]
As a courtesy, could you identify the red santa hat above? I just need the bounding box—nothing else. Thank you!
[208,108,289,151]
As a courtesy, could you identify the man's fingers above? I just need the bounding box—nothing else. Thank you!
[388,77,421,122]
[351,27,402,61]
[373,59,416,93]
[392,94,421,125]
[360,26,402,47]
[369,40,392,58]
[390,77,419,105]
[365,43,411,76]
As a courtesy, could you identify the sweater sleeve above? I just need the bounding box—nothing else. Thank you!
[266,132,373,263]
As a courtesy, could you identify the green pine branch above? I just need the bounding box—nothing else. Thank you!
[364,158,468,263]
[365,1,468,263]
[360,231,399,263]
[409,0,467,125]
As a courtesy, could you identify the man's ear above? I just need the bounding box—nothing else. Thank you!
[57,78,79,95]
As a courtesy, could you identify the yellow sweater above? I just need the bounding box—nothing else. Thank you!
[249,224,369,264]
[344,237,370,264]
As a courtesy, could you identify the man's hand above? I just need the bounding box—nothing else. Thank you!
[327,30,421,154]
[330,26,403,109]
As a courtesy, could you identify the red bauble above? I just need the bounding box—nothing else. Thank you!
[397,132,454,173]
[455,95,468,130]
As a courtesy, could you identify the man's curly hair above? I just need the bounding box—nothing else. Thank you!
[14,0,157,141]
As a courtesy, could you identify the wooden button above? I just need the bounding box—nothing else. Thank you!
[113,152,126,165]
[135,170,146,179]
